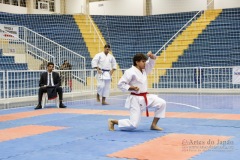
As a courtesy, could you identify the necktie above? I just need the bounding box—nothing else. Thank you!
[48,74,52,86]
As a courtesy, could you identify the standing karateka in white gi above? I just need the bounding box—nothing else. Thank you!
[91,44,117,105]
[108,51,166,131]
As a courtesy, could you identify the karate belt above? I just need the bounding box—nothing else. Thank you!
[101,69,110,72]
[131,92,149,117]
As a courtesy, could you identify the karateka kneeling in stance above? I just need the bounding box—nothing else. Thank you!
[108,51,166,131]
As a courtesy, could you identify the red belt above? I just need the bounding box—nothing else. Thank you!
[131,92,149,117]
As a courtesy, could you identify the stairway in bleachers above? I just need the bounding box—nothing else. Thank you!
[73,15,106,58]
[92,12,200,87]
[173,8,240,68]
[158,8,240,88]
[0,49,28,70]
[73,15,122,87]
[92,12,198,69]
[156,9,222,69]
[156,9,222,86]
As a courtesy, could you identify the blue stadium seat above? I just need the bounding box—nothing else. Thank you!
[92,11,198,69]
[0,49,28,70]
[156,8,240,88]
[0,12,91,69]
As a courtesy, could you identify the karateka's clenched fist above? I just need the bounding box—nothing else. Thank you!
[97,69,103,74]
[147,51,156,59]
[129,86,139,91]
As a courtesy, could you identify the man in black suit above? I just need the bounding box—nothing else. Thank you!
[35,62,67,109]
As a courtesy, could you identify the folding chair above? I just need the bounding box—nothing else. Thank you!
[42,93,59,108]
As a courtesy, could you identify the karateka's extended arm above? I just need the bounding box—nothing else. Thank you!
[147,51,156,59]
[145,51,156,74]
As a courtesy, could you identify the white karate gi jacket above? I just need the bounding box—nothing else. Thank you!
[117,57,166,130]
[118,58,157,109]
[91,52,117,80]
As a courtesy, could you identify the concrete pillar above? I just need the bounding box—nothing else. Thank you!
[83,0,89,15]
[143,0,146,16]
[60,0,66,14]
[26,0,35,14]
[207,0,214,10]
[146,0,152,15]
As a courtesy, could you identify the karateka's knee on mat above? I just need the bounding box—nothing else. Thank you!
[120,125,137,131]
[121,127,137,131]
[130,121,140,129]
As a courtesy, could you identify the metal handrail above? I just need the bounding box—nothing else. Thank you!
[23,27,85,59]
[87,15,105,45]
[154,0,215,56]
[0,28,55,62]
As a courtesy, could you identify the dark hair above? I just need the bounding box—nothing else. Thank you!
[133,53,147,66]
[47,62,54,66]
[104,44,110,48]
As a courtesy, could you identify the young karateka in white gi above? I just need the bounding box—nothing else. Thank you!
[91,44,117,105]
[108,52,166,131]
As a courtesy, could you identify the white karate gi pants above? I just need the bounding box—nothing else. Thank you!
[97,79,111,97]
[118,94,166,131]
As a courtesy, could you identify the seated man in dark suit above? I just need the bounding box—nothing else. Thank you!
[35,62,67,109]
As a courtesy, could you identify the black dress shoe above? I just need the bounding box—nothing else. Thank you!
[35,104,42,110]
[59,104,67,108]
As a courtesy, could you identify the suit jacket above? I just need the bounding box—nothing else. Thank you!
[39,72,61,100]
[39,72,61,87]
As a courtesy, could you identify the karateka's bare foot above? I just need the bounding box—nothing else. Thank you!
[108,119,115,131]
[150,125,163,131]
[102,102,109,105]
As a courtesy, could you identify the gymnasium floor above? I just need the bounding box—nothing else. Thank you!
[0,93,239,160]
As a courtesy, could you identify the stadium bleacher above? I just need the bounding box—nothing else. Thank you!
[92,11,199,69]
[175,8,240,68]
[1,8,239,70]
[157,8,240,88]
[0,49,28,70]
[0,49,31,97]
[1,7,240,90]
[0,12,92,69]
